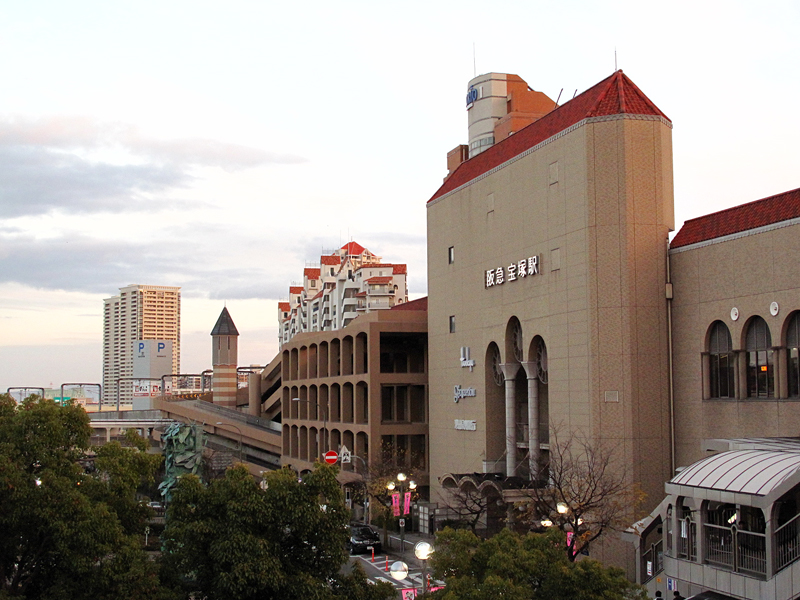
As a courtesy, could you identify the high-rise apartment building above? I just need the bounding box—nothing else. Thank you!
[278,242,409,347]
[102,284,181,405]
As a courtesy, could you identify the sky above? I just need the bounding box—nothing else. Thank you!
[1,0,798,394]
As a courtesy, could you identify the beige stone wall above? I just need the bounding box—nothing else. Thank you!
[670,222,800,468]
[427,115,674,513]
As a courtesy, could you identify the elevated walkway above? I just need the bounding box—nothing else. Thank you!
[154,397,282,472]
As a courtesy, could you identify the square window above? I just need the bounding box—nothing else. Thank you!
[448,246,455,264]
[449,315,456,333]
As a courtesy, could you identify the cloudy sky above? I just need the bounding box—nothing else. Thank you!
[1,0,798,394]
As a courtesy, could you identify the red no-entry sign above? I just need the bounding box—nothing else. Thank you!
[323,450,338,464]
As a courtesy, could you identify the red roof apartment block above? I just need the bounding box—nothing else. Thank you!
[671,187,800,249]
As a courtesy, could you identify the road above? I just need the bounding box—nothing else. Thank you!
[349,547,443,598]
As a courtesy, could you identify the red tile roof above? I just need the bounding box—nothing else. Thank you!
[304,267,320,279]
[289,286,304,294]
[355,291,367,297]
[320,255,340,265]
[366,276,393,284]
[671,187,800,249]
[278,302,290,311]
[341,241,368,255]
[392,296,428,311]
[428,70,669,203]
[311,290,323,300]
[358,263,407,275]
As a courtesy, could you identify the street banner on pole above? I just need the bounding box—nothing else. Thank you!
[403,491,411,515]
[392,493,400,516]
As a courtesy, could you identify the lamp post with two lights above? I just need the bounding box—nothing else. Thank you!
[387,472,416,559]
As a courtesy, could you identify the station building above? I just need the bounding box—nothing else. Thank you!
[424,67,800,597]
[427,70,675,551]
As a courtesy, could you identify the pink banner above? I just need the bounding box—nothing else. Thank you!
[392,493,400,516]
[403,491,411,515]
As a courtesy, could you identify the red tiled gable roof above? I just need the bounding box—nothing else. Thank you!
[358,263,407,275]
[355,291,367,297]
[392,296,428,311]
[341,241,367,255]
[320,255,340,265]
[366,276,392,284]
[311,290,323,300]
[304,267,321,279]
[428,70,669,203]
[671,187,800,249]
[289,286,304,294]
[278,302,290,311]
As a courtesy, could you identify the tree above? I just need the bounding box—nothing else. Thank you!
[435,482,492,533]
[518,430,645,561]
[430,527,647,600]
[162,462,394,600]
[0,394,171,600]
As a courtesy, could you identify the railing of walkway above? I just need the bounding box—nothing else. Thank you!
[190,401,281,433]
[775,512,800,573]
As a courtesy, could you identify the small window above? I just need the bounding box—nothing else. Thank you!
[449,316,456,333]
[448,246,455,264]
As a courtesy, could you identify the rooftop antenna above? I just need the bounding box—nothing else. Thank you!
[615,47,617,71]
[572,89,578,99]
[555,88,563,106]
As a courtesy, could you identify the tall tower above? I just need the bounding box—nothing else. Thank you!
[211,307,239,407]
[102,284,181,406]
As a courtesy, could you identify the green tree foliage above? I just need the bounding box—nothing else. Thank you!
[430,528,648,600]
[162,463,394,600]
[0,394,170,600]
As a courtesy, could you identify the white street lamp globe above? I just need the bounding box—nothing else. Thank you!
[409,480,417,489]
[557,502,569,514]
[414,541,433,560]
[397,473,407,482]
[386,481,396,490]
[390,561,409,580]
[540,519,553,527]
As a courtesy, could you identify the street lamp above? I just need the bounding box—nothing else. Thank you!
[387,472,416,559]
[414,540,434,595]
[389,560,408,581]
[215,421,243,463]
[291,397,328,460]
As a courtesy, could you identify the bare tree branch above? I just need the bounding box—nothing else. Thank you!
[518,428,645,561]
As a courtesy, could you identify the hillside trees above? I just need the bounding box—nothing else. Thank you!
[430,527,647,600]
[162,463,394,600]
[0,394,169,600]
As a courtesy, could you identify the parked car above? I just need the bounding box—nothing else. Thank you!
[347,523,381,554]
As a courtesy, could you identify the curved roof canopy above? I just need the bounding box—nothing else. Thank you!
[670,450,800,497]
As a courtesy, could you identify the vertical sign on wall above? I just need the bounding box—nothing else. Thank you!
[392,493,400,516]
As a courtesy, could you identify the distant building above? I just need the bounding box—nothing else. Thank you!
[278,242,408,347]
[103,284,181,405]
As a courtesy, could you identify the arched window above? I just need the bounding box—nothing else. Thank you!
[746,317,774,398]
[708,321,735,398]
[787,313,800,397]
